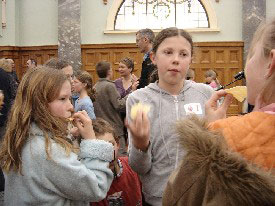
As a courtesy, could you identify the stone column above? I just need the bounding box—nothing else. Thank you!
[242,0,266,60]
[58,0,81,71]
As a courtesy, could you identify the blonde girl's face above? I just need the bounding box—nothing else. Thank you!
[48,80,73,118]
[245,42,269,105]
[73,78,86,93]
[118,62,131,77]
[151,36,192,88]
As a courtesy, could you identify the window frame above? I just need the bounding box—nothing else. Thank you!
[105,0,219,34]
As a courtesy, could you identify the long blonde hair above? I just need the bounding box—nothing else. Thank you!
[249,18,275,105]
[0,66,75,173]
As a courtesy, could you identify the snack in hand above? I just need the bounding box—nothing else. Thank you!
[130,102,150,120]
[225,86,247,102]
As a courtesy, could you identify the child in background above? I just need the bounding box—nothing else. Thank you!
[90,118,142,206]
[74,71,96,120]
[185,68,195,82]
[205,69,220,90]
[0,66,114,206]
[126,27,213,206]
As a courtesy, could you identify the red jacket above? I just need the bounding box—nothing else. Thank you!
[91,157,142,206]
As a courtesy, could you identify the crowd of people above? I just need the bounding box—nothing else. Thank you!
[0,18,274,206]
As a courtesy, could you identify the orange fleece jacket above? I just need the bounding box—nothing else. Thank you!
[210,112,275,169]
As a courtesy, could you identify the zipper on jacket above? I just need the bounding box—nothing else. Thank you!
[174,96,179,120]
[174,96,180,169]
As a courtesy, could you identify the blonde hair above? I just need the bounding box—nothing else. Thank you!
[0,66,75,173]
[0,58,12,72]
[75,71,96,101]
[249,18,275,105]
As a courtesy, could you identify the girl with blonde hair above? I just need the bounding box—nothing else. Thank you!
[163,18,275,206]
[0,66,114,206]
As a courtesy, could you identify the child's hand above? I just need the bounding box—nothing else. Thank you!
[205,90,233,123]
[73,111,96,140]
[70,126,80,137]
[126,110,150,152]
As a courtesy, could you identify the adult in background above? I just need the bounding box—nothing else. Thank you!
[114,57,139,148]
[26,58,37,70]
[44,58,74,82]
[136,28,155,89]
[94,61,131,156]
[7,59,18,98]
[0,58,16,206]
[8,59,19,84]
[115,57,139,98]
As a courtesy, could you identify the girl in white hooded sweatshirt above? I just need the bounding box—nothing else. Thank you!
[126,27,214,206]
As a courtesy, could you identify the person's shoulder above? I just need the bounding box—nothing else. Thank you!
[114,78,122,84]
[189,82,214,97]
[128,86,155,102]
[79,96,93,104]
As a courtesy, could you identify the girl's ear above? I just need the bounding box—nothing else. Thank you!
[266,49,275,78]
[150,52,156,65]
[83,83,87,88]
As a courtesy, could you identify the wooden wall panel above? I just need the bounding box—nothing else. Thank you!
[0,42,244,115]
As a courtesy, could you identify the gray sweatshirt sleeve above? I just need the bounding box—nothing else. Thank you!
[42,139,114,202]
[126,93,152,175]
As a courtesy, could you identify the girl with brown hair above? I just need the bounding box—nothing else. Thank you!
[126,27,213,205]
[74,71,96,120]
[0,66,114,206]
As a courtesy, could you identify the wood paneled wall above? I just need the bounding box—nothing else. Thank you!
[0,42,244,115]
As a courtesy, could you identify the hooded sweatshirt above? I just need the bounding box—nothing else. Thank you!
[126,80,213,206]
[4,123,114,206]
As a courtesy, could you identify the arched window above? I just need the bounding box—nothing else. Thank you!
[115,0,209,30]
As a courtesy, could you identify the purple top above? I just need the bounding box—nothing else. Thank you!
[114,78,132,98]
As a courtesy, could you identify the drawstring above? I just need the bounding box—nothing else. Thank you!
[159,88,172,164]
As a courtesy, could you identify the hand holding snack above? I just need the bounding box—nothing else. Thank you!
[205,90,233,123]
[126,103,151,152]
[130,102,150,120]
[72,111,96,140]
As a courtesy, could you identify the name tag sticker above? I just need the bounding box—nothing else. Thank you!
[184,103,203,115]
